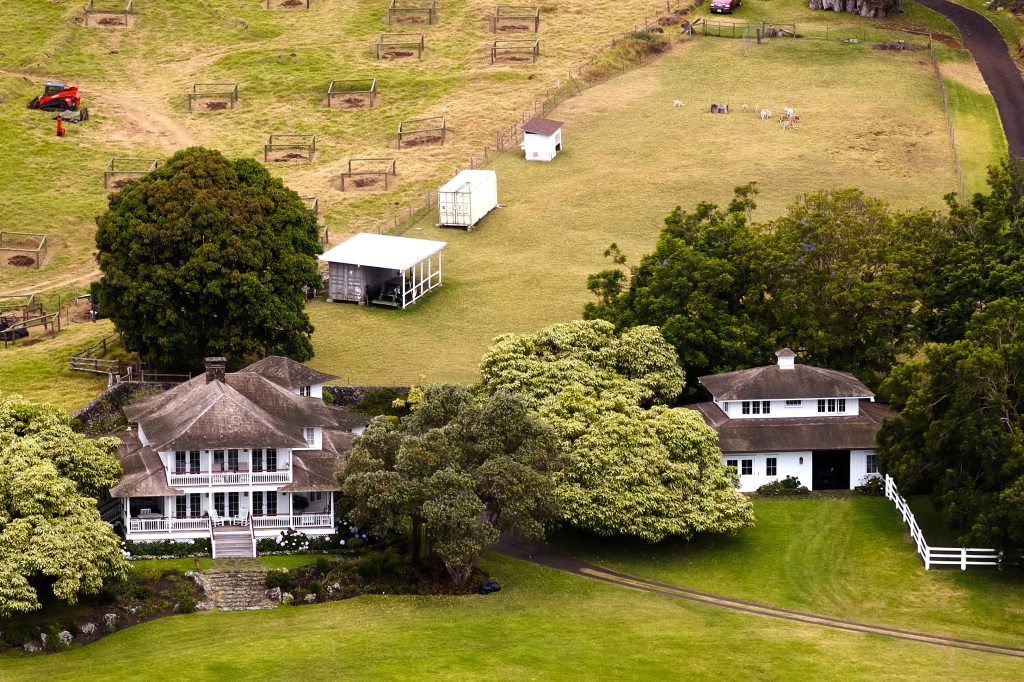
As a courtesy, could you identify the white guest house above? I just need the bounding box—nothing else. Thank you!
[690,349,892,492]
[110,356,367,557]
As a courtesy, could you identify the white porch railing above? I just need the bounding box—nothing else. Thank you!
[168,470,291,486]
[211,472,250,485]
[883,475,1001,570]
[128,517,212,533]
[251,471,290,484]
[168,472,211,486]
[292,513,333,528]
[251,513,333,529]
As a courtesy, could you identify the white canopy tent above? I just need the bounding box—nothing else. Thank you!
[319,233,447,308]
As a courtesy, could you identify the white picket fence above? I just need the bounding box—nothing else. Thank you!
[883,475,1000,570]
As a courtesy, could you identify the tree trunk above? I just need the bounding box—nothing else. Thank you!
[411,515,425,568]
[807,0,903,18]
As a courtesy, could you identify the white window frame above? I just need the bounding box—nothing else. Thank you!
[766,457,777,476]
[866,453,878,474]
[785,400,801,408]
[761,400,771,415]
[741,459,753,476]
[303,427,316,446]
[299,385,312,397]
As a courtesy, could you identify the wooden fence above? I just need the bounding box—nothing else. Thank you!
[69,334,191,385]
[883,475,1000,570]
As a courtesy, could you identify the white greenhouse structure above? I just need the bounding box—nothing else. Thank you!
[319,233,447,309]
[520,117,564,162]
[437,169,498,230]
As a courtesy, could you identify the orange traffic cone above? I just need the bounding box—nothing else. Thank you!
[56,117,65,137]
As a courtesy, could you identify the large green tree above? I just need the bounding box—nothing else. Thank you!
[478,320,754,542]
[586,185,939,388]
[878,298,1024,552]
[0,396,127,616]
[337,386,561,585]
[92,147,323,371]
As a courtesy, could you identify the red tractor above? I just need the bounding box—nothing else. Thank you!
[27,82,82,112]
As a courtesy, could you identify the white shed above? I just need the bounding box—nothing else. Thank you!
[437,169,498,230]
[319,233,446,309]
[520,117,564,162]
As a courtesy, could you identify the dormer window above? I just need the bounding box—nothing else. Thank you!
[303,427,316,446]
[817,398,846,413]
[785,400,802,407]
[299,385,312,397]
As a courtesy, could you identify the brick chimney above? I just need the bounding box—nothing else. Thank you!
[776,348,796,370]
[204,356,227,383]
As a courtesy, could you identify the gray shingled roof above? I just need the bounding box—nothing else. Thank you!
[109,430,182,498]
[129,379,308,451]
[280,450,343,492]
[241,356,338,390]
[689,401,894,453]
[698,364,874,401]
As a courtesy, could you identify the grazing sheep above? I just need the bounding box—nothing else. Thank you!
[781,118,793,130]
[760,109,772,121]
[742,104,748,113]
[784,107,795,118]
[673,99,683,108]
[792,115,801,125]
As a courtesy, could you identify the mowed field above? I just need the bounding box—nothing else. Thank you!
[307,32,1004,385]
[0,0,1007,405]
[4,499,1023,680]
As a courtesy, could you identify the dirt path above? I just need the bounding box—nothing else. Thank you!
[914,0,1024,157]
[494,534,1024,659]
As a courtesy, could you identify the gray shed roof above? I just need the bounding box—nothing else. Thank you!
[690,401,894,454]
[521,117,564,136]
[240,356,338,390]
[698,364,874,401]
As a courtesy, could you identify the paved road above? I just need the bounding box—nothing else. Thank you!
[914,0,1024,157]
[494,534,1024,659]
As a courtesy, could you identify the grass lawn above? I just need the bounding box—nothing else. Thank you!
[551,496,1024,648]
[0,319,111,410]
[3,551,1024,680]
[127,554,329,575]
[307,35,987,386]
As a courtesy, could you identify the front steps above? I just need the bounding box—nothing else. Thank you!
[212,523,254,558]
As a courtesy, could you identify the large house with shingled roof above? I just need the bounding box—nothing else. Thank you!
[109,356,367,558]
[689,349,893,493]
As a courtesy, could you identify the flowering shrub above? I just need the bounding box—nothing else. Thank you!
[256,523,370,555]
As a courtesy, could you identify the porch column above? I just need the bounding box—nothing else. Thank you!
[289,493,293,527]
[401,270,407,309]
[438,251,443,286]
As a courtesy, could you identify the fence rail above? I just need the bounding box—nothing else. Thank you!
[883,475,999,570]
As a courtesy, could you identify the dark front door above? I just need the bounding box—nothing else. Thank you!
[811,450,851,490]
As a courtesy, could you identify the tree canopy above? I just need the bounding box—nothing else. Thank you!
[878,298,1024,552]
[0,396,127,617]
[478,320,754,542]
[337,385,561,585]
[585,185,939,389]
[92,147,323,371]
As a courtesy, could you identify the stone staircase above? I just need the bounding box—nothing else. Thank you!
[212,523,254,558]
[192,560,277,611]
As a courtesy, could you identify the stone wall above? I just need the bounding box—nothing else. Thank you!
[807,0,903,18]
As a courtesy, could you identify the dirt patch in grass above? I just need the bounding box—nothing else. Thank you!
[204,100,229,110]
[332,96,369,109]
[109,178,129,189]
[280,0,305,7]
[7,255,35,267]
[382,50,415,59]
[932,32,963,49]
[872,41,926,51]
[400,134,443,147]
[352,176,381,188]
[497,24,531,32]
[96,17,127,27]
[272,152,309,162]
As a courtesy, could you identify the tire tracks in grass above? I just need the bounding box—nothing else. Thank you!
[494,534,1024,659]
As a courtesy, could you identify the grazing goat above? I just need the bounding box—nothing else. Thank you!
[673,99,683,108]
[760,109,772,121]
